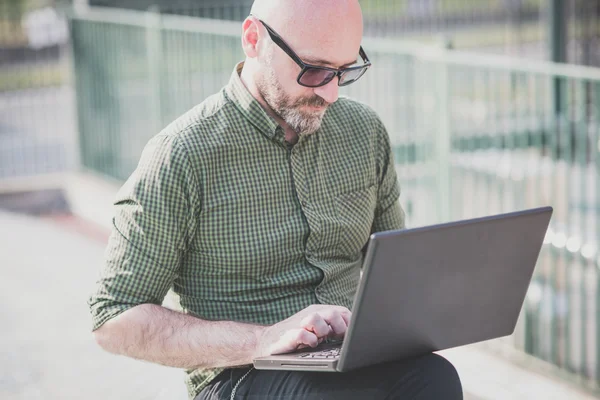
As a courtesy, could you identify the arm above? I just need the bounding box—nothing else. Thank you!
[88,133,208,364]
[93,304,262,369]
[94,303,351,369]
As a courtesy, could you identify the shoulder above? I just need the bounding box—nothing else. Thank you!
[132,89,238,174]
[155,89,239,150]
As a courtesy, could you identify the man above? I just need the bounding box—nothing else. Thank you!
[88,0,463,398]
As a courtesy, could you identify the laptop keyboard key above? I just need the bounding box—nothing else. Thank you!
[298,347,341,359]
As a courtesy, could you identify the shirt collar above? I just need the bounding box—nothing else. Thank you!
[224,62,281,140]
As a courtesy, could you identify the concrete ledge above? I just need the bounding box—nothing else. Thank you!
[440,342,600,400]
[62,170,122,231]
[0,173,71,214]
[0,173,67,193]
[0,171,121,221]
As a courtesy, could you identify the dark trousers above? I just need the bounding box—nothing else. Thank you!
[194,353,463,400]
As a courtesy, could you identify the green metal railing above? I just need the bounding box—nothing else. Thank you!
[70,6,600,391]
[70,8,243,179]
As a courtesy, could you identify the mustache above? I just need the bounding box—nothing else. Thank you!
[294,96,327,108]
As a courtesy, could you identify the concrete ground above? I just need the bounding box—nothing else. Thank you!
[1,205,599,399]
[0,211,187,400]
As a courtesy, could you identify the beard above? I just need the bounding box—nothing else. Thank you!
[256,63,328,136]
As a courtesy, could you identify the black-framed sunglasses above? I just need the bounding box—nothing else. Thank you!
[254,17,372,88]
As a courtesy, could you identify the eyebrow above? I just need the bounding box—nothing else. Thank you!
[301,57,359,69]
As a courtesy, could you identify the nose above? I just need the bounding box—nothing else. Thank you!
[313,77,339,104]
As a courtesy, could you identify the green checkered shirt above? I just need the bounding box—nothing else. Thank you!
[88,63,405,398]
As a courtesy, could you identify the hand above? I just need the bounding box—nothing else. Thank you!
[255,305,352,357]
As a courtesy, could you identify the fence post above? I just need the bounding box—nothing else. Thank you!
[435,47,451,224]
[595,82,600,383]
[145,5,163,133]
[548,0,567,158]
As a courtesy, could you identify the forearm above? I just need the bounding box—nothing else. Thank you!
[93,303,263,369]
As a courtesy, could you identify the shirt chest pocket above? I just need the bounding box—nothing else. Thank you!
[334,184,377,256]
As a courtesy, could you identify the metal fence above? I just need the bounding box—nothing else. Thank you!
[70,5,600,391]
[85,0,600,67]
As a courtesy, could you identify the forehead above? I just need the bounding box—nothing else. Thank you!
[284,25,362,68]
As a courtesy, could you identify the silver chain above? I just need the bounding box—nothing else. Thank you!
[230,367,254,400]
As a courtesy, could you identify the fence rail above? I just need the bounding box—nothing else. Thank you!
[69,6,600,391]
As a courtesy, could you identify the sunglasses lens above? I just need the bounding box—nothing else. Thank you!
[299,68,336,87]
[339,67,367,86]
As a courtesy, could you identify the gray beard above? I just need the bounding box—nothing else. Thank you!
[257,67,327,136]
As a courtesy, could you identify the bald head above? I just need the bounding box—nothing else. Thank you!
[250,0,363,33]
[249,0,363,68]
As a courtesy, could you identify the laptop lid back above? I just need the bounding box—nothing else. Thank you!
[337,207,552,372]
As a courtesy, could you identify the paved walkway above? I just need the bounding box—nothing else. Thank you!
[1,207,599,399]
[0,211,187,400]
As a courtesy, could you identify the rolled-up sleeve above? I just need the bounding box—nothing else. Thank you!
[372,118,405,233]
[88,133,200,331]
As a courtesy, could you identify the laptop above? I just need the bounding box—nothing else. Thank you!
[253,206,553,372]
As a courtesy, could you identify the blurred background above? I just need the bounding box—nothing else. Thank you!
[3,0,600,399]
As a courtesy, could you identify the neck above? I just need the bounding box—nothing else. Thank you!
[239,62,299,144]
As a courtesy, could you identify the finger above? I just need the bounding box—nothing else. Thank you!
[321,313,347,338]
[270,329,319,355]
[301,313,331,338]
[338,308,352,327]
[319,307,350,327]
[320,306,352,326]
[294,328,320,349]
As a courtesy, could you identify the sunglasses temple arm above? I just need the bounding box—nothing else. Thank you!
[260,21,306,69]
[359,47,371,65]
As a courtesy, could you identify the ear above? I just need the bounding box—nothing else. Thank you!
[241,17,261,58]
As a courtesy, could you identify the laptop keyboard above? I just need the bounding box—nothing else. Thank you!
[298,346,341,359]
